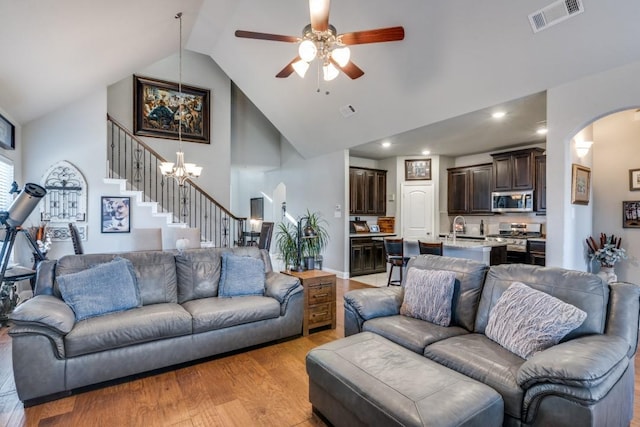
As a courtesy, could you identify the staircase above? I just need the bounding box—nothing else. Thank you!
[106,115,245,247]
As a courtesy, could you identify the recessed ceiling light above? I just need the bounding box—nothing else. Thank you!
[422,150,431,155]
[492,111,506,119]
[381,141,391,148]
[536,127,548,135]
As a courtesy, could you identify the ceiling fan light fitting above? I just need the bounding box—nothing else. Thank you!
[332,46,350,67]
[292,59,310,78]
[323,62,339,81]
[298,39,317,62]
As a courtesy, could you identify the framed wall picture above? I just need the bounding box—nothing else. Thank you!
[629,169,640,191]
[133,75,210,144]
[0,112,15,150]
[571,164,591,205]
[405,159,432,181]
[101,197,131,233]
[250,197,264,220]
[623,200,640,228]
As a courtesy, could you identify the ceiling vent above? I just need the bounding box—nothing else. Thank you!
[528,0,584,33]
[339,104,357,118]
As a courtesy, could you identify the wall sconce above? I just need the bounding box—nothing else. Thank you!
[574,124,594,158]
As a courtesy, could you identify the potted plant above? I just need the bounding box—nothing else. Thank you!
[301,210,330,270]
[275,221,298,271]
[275,210,330,271]
[586,233,627,283]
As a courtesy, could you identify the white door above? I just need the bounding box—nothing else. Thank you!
[401,183,434,240]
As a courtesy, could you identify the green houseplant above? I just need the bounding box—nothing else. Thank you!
[301,210,330,270]
[274,209,330,271]
[274,221,298,271]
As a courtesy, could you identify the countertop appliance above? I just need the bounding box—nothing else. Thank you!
[485,223,542,262]
[491,190,534,213]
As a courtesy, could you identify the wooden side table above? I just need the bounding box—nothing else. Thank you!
[283,270,336,336]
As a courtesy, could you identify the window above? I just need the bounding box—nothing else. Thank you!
[0,156,14,211]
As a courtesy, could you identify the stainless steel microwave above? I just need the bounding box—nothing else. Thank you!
[491,191,534,213]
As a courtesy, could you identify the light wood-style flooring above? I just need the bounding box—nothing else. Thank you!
[0,277,639,426]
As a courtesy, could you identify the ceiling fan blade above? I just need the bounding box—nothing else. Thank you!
[331,58,365,80]
[339,26,405,45]
[276,57,302,78]
[235,30,299,43]
[309,0,330,32]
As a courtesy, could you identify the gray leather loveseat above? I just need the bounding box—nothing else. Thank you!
[9,247,303,405]
[333,255,639,426]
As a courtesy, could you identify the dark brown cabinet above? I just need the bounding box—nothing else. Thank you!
[447,163,492,214]
[349,167,387,216]
[535,155,546,213]
[527,239,546,266]
[350,238,386,276]
[491,148,544,191]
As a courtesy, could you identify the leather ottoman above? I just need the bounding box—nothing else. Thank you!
[306,332,503,427]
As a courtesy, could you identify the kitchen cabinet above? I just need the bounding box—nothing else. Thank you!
[535,155,546,213]
[527,239,546,266]
[447,163,492,214]
[349,167,387,216]
[350,237,386,276]
[491,148,544,191]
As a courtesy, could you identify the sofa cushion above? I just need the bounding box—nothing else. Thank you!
[401,268,456,326]
[64,303,192,357]
[363,315,469,354]
[406,255,488,332]
[475,264,607,339]
[485,282,587,359]
[218,253,265,297]
[181,296,280,333]
[58,257,141,321]
[56,251,178,305]
[175,249,226,303]
[424,333,526,419]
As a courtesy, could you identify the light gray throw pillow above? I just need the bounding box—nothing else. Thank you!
[218,252,265,297]
[400,267,456,326]
[485,281,587,359]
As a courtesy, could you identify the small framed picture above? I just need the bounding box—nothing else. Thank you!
[101,197,131,233]
[369,224,380,233]
[571,164,591,205]
[405,159,432,181]
[623,200,640,228]
[0,112,15,151]
[629,169,640,191]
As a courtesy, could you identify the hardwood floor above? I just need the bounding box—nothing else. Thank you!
[0,277,638,426]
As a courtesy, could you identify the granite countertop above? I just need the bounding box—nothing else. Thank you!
[349,233,397,238]
[409,237,507,250]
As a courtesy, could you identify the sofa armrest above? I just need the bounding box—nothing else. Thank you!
[9,295,75,335]
[265,271,303,307]
[343,288,403,336]
[33,259,58,297]
[517,334,629,389]
[605,281,640,358]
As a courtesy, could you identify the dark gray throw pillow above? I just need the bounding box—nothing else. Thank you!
[57,257,141,321]
[485,281,587,359]
[218,252,265,297]
[400,267,456,326]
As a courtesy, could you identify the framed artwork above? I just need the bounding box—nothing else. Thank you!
[250,197,264,220]
[571,164,591,205]
[623,200,640,228]
[0,112,15,150]
[629,169,640,191]
[133,75,210,144]
[405,159,432,181]
[101,197,131,233]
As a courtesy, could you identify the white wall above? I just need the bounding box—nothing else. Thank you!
[592,110,640,283]
[264,140,348,275]
[546,58,640,271]
[107,50,232,207]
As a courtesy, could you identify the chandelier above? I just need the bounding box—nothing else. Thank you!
[292,24,351,81]
[159,12,203,186]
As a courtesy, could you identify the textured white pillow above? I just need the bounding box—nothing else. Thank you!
[485,282,587,359]
[400,267,456,326]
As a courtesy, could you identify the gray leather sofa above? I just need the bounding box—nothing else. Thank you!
[340,255,640,427]
[9,247,303,405]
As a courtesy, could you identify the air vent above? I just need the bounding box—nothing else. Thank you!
[528,0,584,33]
[339,104,357,118]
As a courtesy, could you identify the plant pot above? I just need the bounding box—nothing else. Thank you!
[303,256,315,271]
[315,255,323,270]
[597,266,617,284]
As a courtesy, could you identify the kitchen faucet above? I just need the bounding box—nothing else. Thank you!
[452,216,466,242]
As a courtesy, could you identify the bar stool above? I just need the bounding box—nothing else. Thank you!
[383,238,410,286]
[418,241,443,256]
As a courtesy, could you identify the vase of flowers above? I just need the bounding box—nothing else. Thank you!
[586,233,627,283]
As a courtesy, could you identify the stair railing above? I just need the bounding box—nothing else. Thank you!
[107,114,245,247]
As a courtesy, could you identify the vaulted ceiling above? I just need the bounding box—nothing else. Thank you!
[2,0,640,159]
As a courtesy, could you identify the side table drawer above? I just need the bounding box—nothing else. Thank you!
[308,283,334,305]
[309,302,333,324]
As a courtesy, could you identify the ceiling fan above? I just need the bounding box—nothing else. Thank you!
[235,0,404,81]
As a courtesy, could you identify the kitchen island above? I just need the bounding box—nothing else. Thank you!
[405,238,507,265]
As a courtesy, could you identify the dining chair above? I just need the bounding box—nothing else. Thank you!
[68,223,84,255]
[257,222,274,251]
[383,238,410,286]
[418,240,443,256]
